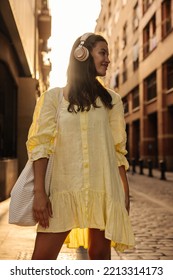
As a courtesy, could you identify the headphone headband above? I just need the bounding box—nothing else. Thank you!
[80,32,93,44]
[74,33,94,62]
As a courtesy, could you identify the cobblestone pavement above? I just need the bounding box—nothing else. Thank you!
[0,168,173,260]
[118,169,173,260]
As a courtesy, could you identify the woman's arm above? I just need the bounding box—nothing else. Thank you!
[33,158,53,228]
[118,165,130,214]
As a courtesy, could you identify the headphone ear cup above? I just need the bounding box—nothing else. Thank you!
[74,45,89,62]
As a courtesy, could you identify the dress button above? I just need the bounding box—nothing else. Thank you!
[84,162,89,168]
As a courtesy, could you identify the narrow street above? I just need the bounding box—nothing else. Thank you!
[0,168,173,260]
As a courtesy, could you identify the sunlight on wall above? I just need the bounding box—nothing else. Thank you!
[48,0,101,88]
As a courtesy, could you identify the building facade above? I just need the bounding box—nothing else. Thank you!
[95,0,173,171]
[0,0,51,201]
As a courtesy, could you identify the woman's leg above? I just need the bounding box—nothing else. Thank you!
[31,230,71,260]
[88,229,111,260]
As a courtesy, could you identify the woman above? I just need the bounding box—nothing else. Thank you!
[26,33,135,260]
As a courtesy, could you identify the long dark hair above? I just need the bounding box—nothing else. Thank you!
[66,34,113,113]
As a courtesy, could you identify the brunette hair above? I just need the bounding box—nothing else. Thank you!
[66,33,113,113]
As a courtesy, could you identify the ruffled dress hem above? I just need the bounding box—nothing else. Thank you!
[37,189,135,252]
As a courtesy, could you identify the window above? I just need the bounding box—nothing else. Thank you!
[143,15,157,58]
[144,71,157,101]
[111,69,119,89]
[133,41,139,71]
[122,96,129,114]
[115,73,119,89]
[143,0,154,14]
[161,0,172,38]
[122,22,127,49]
[108,0,111,18]
[132,86,140,109]
[162,56,173,90]
[143,23,150,57]
[133,2,139,31]
[115,68,120,89]
[122,56,128,83]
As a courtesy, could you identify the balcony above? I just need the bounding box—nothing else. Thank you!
[38,9,51,41]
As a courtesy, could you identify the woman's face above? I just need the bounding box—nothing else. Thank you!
[91,41,110,76]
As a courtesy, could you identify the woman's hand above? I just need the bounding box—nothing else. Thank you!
[33,190,53,228]
[33,158,52,228]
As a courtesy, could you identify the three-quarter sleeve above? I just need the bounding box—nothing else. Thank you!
[26,88,59,161]
[108,90,129,170]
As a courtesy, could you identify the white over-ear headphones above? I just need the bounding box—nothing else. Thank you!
[74,33,93,62]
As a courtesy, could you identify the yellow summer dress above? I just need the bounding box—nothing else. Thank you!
[26,87,135,251]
